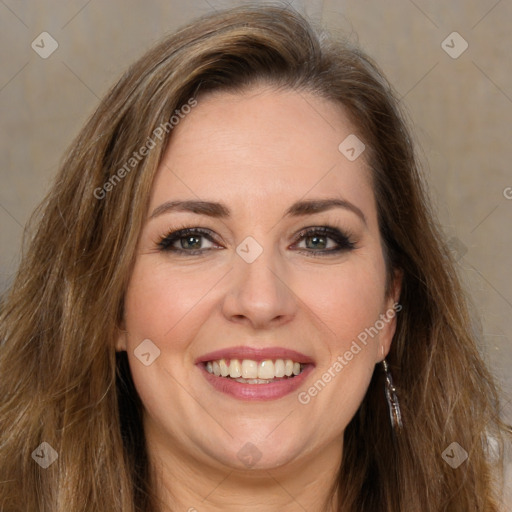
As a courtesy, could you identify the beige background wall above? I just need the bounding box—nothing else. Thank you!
[1,0,511,494]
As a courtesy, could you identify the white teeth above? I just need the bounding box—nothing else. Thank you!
[229,359,242,378]
[241,359,258,379]
[219,359,229,377]
[235,378,273,384]
[257,360,275,379]
[204,358,306,380]
[274,359,285,378]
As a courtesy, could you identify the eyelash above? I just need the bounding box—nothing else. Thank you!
[156,225,356,257]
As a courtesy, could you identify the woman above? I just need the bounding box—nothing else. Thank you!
[0,4,509,511]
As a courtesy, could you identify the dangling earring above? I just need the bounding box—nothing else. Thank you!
[382,359,403,433]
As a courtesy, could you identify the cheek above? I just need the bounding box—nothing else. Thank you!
[123,258,221,346]
[121,260,213,426]
[294,265,387,432]
[303,260,387,347]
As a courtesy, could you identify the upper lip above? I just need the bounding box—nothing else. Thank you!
[196,346,315,365]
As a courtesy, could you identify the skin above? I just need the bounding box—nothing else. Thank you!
[117,85,401,512]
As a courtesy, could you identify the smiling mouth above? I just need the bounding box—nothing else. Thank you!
[203,358,306,384]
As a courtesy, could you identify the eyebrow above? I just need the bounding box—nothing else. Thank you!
[149,198,367,225]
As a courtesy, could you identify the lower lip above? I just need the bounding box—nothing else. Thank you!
[198,364,314,401]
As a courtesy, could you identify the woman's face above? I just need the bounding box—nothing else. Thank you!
[117,85,400,473]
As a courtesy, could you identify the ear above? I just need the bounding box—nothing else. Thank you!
[115,322,128,352]
[378,269,403,362]
[114,302,129,352]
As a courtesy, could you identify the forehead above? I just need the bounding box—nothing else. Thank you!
[150,86,375,221]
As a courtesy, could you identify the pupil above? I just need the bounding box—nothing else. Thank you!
[307,235,326,249]
[183,236,200,249]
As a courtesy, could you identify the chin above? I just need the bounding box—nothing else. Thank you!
[203,433,306,472]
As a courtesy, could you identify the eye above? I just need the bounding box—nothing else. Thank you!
[157,225,356,257]
[157,227,222,255]
[292,226,355,255]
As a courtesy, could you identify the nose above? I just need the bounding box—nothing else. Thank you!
[221,243,298,330]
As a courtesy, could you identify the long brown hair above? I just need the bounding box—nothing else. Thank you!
[1,4,509,511]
